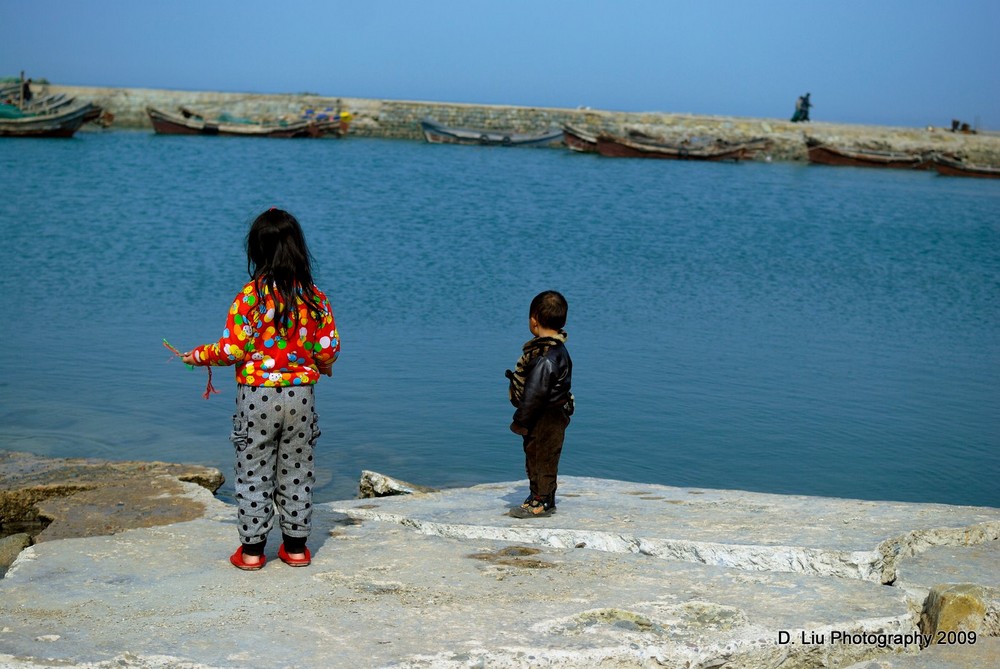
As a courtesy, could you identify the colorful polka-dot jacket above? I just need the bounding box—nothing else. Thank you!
[191,281,340,387]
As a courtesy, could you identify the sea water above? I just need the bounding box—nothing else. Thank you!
[1,132,997,507]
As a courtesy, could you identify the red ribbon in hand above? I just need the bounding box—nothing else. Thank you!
[163,339,220,400]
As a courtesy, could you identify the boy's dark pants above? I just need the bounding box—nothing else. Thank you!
[522,405,570,506]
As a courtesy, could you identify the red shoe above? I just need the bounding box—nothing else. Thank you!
[230,546,265,571]
[278,544,311,567]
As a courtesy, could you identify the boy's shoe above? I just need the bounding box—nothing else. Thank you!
[510,499,555,518]
[520,494,556,509]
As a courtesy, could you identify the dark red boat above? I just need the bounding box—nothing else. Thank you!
[595,133,749,161]
[146,106,347,138]
[805,137,927,169]
[931,154,1000,179]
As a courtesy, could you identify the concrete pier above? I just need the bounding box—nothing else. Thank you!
[42,84,1000,166]
[1,462,997,668]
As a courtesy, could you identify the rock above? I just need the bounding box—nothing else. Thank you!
[895,540,1000,637]
[0,533,30,577]
[921,584,990,638]
[358,470,438,498]
[0,450,225,544]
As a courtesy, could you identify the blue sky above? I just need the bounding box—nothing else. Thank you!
[3,0,998,129]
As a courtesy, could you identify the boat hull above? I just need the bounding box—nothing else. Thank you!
[0,102,93,138]
[932,156,1000,179]
[420,120,563,147]
[805,141,925,169]
[595,134,747,161]
[146,106,329,138]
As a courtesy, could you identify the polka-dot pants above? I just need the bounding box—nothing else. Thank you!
[230,384,320,547]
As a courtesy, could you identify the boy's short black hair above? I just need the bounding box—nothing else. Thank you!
[530,290,568,330]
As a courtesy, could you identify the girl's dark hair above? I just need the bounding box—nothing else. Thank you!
[246,208,322,332]
[530,290,568,330]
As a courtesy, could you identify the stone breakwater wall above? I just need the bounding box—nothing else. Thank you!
[48,84,1000,164]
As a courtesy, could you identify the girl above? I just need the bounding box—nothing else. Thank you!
[183,208,340,571]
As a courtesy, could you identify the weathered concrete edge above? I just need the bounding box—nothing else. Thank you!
[1,470,997,668]
[330,509,1000,586]
[0,449,228,574]
[878,523,1000,584]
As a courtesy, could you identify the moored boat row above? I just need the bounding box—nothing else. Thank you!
[425,118,997,177]
[804,137,1000,178]
[424,118,768,163]
[6,89,997,178]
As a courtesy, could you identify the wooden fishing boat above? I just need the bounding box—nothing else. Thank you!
[805,137,926,169]
[0,100,99,138]
[562,123,598,153]
[1,80,114,129]
[420,118,563,147]
[930,154,1000,179]
[595,133,749,161]
[146,106,345,138]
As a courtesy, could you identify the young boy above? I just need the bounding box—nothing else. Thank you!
[506,291,574,518]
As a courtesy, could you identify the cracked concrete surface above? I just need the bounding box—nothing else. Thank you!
[0,475,997,668]
[332,477,1000,584]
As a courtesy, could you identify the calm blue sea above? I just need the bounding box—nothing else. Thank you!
[1,131,998,508]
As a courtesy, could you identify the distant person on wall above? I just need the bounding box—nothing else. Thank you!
[791,92,812,122]
[20,78,32,106]
[181,208,340,571]
[505,291,574,518]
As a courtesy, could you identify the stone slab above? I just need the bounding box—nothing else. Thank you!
[1,475,996,668]
[0,450,225,544]
[895,540,1000,636]
[0,507,914,669]
[897,541,1000,592]
[329,477,1000,584]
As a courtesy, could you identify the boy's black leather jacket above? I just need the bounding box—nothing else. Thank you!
[512,341,573,428]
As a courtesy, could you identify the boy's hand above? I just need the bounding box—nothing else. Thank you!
[509,421,528,436]
[180,351,197,366]
[318,361,333,377]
